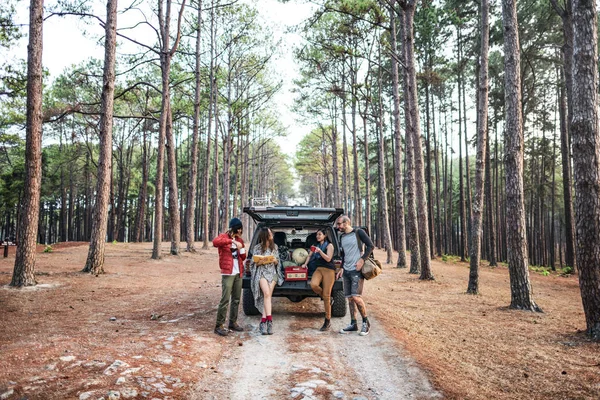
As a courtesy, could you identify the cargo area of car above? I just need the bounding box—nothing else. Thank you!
[241,206,347,317]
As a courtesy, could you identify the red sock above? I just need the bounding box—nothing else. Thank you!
[261,317,266,323]
[266,315,272,322]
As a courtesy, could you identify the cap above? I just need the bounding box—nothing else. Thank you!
[229,217,243,230]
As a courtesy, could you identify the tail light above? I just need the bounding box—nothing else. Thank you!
[244,259,252,276]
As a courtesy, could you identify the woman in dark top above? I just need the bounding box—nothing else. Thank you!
[303,229,336,331]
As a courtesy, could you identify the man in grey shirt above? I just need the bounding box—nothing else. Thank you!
[335,215,374,336]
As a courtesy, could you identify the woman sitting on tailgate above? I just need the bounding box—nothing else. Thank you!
[303,229,335,331]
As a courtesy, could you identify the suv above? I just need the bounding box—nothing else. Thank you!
[242,206,347,318]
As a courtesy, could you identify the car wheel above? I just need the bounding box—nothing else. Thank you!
[331,290,347,318]
[242,288,260,315]
[287,295,304,303]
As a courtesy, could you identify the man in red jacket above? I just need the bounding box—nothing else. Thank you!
[213,217,247,336]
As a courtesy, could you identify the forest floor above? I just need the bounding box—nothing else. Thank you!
[0,242,599,399]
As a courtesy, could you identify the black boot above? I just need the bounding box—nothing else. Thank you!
[319,318,331,331]
[214,325,228,336]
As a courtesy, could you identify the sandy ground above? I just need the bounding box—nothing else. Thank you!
[0,242,599,399]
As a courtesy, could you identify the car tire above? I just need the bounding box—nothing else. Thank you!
[331,289,347,318]
[242,288,260,315]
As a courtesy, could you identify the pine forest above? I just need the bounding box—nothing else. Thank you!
[1,0,600,341]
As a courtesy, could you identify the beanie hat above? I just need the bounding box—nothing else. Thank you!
[229,217,243,230]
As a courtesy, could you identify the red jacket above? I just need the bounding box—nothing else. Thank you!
[213,233,247,276]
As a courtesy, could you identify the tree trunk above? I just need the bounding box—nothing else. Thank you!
[485,130,497,266]
[82,0,118,274]
[571,0,600,339]
[201,12,215,249]
[351,56,361,226]
[152,0,186,258]
[134,127,149,242]
[390,1,407,268]
[404,1,432,280]
[467,0,490,294]
[425,61,435,259]
[166,103,180,254]
[550,0,576,271]
[341,60,350,214]
[332,117,340,207]
[362,91,371,236]
[457,27,467,262]
[501,0,541,312]
[377,44,393,264]
[211,74,220,239]
[398,4,420,274]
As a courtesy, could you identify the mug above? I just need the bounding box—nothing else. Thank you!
[310,245,317,253]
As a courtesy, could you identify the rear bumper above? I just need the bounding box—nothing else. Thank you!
[242,276,343,297]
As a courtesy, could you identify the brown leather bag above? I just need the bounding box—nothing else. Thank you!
[361,256,382,280]
[353,229,382,280]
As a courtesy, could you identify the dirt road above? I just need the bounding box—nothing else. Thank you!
[191,298,441,400]
[4,242,595,399]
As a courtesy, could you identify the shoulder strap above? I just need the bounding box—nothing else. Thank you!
[355,229,364,253]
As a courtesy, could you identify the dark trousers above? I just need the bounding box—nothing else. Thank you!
[216,274,242,327]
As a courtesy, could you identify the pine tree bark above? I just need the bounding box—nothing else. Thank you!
[377,45,393,264]
[501,0,541,312]
[82,0,118,274]
[152,0,186,258]
[351,56,361,226]
[331,115,340,207]
[166,104,180,254]
[550,0,576,271]
[403,0,432,280]
[571,0,600,339]
[134,127,149,242]
[457,27,467,262]
[201,4,215,249]
[398,4,420,274]
[485,132,497,266]
[390,0,407,268]
[467,0,490,294]
[362,84,371,235]
[11,0,44,286]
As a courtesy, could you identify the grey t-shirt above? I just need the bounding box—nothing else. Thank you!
[340,232,361,271]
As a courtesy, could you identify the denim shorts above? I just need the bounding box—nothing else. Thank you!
[343,269,364,298]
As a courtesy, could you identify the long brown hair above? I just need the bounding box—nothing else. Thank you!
[257,227,275,252]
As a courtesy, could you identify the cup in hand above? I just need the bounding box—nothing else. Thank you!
[310,245,317,253]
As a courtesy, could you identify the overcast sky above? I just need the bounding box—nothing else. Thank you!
[14,0,315,157]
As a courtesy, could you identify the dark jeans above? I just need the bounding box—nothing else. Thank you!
[216,274,242,327]
[342,269,364,298]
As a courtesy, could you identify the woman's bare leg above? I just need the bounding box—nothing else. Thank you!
[259,278,272,317]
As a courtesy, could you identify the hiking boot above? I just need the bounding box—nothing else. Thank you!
[259,321,267,335]
[359,320,371,336]
[267,320,273,335]
[319,318,331,332]
[228,321,244,332]
[214,325,228,337]
[339,322,358,334]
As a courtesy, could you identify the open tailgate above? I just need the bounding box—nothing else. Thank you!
[243,206,344,224]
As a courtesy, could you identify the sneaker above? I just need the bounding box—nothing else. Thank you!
[214,325,228,336]
[228,322,244,332]
[259,321,267,335]
[359,320,371,336]
[339,322,358,334]
[319,318,331,332]
[267,320,273,335]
